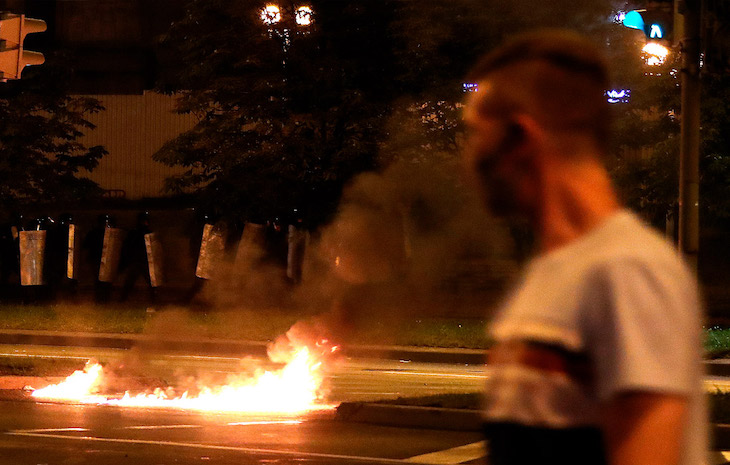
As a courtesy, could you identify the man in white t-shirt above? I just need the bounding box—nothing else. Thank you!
[463,30,706,465]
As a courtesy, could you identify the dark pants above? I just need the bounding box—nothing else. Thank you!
[483,422,607,465]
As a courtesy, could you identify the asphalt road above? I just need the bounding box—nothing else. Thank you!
[0,344,486,402]
[0,399,485,465]
[4,344,730,463]
[0,344,487,464]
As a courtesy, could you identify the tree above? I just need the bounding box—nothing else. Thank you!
[698,72,730,227]
[605,22,683,227]
[606,10,730,231]
[0,50,107,212]
[154,0,399,228]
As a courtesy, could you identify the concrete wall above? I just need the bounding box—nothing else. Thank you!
[79,92,198,199]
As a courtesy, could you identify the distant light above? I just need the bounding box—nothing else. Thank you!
[462,82,478,92]
[643,42,669,66]
[612,10,627,24]
[295,6,313,26]
[623,10,645,31]
[261,4,281,25]
[605,89,631,104]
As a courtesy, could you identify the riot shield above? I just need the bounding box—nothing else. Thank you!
[144,232,164,287]
[19,230,45,286]
[99,227,123,283]
[287,225,307,283]
[195,224,225,279]
[67,224,77,280]
[234,223,266,272]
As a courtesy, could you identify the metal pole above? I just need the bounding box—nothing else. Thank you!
[678,0,702,270]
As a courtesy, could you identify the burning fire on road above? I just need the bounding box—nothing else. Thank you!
[31,332,339,415]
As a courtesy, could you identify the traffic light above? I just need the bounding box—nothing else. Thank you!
[0,13,46,81]
[623,8,674,41]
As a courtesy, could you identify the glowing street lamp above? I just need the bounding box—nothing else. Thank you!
[642,42,669,66]
[295,6,313,26]
[260,4,313,27]
[261,4,281,25]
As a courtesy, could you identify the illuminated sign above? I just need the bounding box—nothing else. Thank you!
[605,89,631,104]
[622,9,672,41]
[462,82,478,92]
[623,10,645,31]
[649,24,663,39]
[612,10,627,24]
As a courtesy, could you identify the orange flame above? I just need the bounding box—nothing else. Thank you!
[32,345,334,414]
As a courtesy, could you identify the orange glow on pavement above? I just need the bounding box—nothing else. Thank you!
[32,344,335,414]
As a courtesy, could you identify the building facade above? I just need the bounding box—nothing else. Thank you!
[1,0,192,199]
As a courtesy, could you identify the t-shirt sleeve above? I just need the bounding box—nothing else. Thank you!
[585,257,700,401]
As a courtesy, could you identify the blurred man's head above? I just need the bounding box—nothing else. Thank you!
[463,30,610,218]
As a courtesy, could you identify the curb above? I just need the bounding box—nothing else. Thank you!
[0,330,266,357]
[335,402,482,431]
[708,361,730,377]
[715,424,730,450]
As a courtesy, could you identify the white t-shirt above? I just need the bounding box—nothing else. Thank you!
[484,210,707,465]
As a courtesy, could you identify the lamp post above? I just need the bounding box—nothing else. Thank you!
[260,4,313,54]
[259,4,314,284]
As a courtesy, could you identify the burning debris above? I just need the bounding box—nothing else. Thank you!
[31,329,339,415]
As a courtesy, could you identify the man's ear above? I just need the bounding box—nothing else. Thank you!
[503,122,524,148]
[511,114,547,155]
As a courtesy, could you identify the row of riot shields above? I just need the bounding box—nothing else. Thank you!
[195,222,307,283]
[17,220,306,289]
[18,225,164,287]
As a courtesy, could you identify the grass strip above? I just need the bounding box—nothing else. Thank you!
[0,356,86,377]
[0,303,490,349]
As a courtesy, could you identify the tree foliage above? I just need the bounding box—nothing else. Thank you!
[607,27,730,228]
[155,0,398,227]
[604,23,682,226]
[155,0,730,232]
[0,51,107,211]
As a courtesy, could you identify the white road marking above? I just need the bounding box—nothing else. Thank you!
[10,427,89,433]
[370,371,484,379]
[405,441,486,464]
[338,392,401,396]
[227,420,302,426]
[0,353,89,360]
[164,355,253,362]
[125,425,202,430]
[5,432,419,464]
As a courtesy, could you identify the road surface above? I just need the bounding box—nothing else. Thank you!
[0,399,485,465]
[0,343,486,402]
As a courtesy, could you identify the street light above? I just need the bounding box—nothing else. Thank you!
[642,42,670,66]
[295,6,313,26]
[260,4,313,27]
[259,4,313,53]
[260,4,281,25]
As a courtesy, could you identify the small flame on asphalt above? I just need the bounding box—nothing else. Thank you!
[31,343,337,414]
